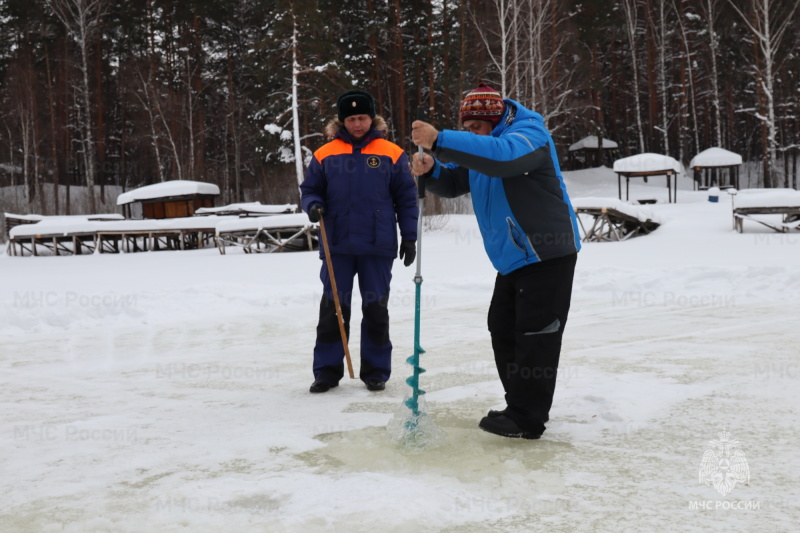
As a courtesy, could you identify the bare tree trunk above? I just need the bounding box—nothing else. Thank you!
[656,0,669,155]
[49,0,109,213]
[134,68,166,183]
[291,12,304,190]
[701,0,723,147]
[728,0,800,187]
[674,0,700,158]
[44,39,61,214]
[622,0,646,152]
[95,37,106,204]
[391,0,407,136]
[473,0,514,94]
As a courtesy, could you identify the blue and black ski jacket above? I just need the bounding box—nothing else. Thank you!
[425,99,581,274]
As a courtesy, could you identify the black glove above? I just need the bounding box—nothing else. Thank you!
[307,204,324,223]
[399,240,416,267]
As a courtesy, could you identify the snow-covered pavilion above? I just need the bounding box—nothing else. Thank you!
[612,153,684,204]
[116,180,220,219]
[568,135,620,169]
[689,147,742,190]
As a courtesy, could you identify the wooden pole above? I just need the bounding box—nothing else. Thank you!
[318,216,355,379]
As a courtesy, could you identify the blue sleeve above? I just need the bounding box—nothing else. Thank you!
[425,158,470,198]
[434,125,552,178]
[300,156,325,214]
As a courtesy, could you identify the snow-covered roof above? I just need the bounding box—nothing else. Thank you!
[689,147,743,169]
[613,153,683,175]
[215,213,314,233]
[733,188,800,209]
[569,136,619,151]
[117,180,220,206]
[195,202,297,216]
[571,197,659,223]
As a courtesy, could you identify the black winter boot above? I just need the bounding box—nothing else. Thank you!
[479,415,542,439]
[310,380,338,393]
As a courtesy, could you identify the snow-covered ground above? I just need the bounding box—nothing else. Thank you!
[2,167,799,532]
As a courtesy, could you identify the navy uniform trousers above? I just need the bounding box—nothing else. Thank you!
[313,254,394,385]
[487,253,577,434]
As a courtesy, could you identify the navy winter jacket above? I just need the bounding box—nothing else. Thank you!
[425,99,581,274]
[301,122,418,258]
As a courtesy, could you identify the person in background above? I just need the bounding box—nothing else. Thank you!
[411,83,580,439]
[301,89,419,393]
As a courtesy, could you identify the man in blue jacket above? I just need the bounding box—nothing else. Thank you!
[301,89,418,393]
[411,83,580,439]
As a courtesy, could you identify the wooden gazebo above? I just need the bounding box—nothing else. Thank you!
[568,135,619,169]
[117,180,220,219]
[689,147,742,190]
[613,153,684,204]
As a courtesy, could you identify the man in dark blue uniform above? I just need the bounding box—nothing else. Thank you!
[301,90,419,393]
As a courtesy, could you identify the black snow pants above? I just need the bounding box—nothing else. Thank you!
[487,253,577,434]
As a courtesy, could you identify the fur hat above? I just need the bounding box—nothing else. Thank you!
[337,90,376,121]
[459,83,505,125]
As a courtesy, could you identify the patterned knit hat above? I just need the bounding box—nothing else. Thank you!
[459,83,505,125]
[337,89,376,121]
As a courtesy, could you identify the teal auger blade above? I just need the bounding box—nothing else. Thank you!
[403,364,426,376]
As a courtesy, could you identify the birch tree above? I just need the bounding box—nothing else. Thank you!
[699,0,724,147]
[621,0,646,152]
[48,0,108,213]
[472,0,516,95]
[522,0,574,130]
[649,0,670,154]
[727,0,800,187]
[673,1,701,162]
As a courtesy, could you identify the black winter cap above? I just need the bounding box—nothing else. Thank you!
[337,90,376,121]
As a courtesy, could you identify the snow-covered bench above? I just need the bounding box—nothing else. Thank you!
[6,214,124,256]
[215,213,318,254]
[195,202,297,217]
[572,197,661,242]
[731,189,800,233]
[6,215,233,256]
[94,216,232,253]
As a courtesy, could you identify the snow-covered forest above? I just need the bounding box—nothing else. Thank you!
[1,0,799,216]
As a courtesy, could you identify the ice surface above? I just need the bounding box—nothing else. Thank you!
[2,168,799,532]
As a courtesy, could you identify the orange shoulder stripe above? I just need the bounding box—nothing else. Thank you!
[314,139,353,162]
[363,138,405,164]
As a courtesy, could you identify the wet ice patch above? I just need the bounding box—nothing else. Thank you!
[386,394,447,452]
